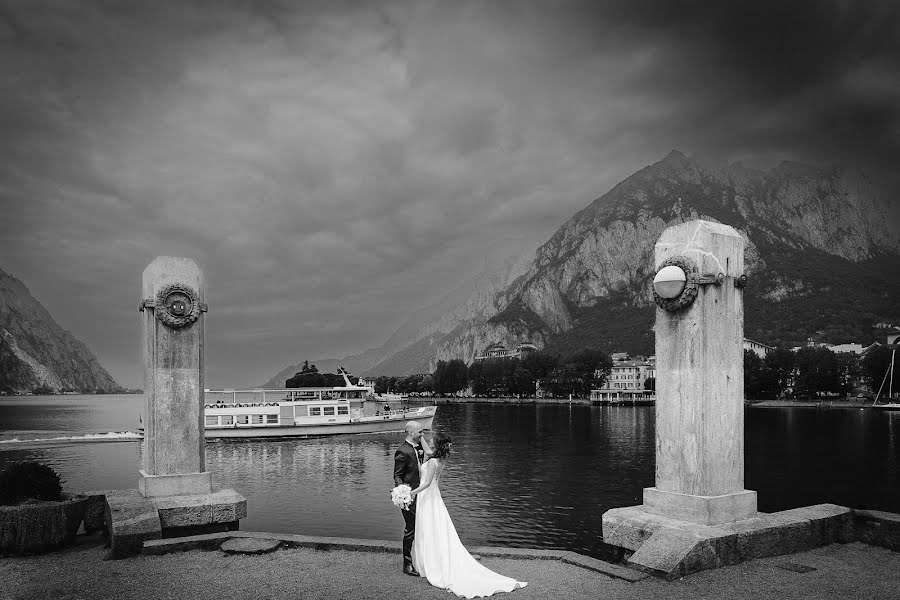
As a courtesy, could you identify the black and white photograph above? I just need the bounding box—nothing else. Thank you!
[1,1,899,598]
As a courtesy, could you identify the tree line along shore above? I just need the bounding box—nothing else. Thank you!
[288,343,894,403]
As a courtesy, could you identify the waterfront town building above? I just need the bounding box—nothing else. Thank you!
[592,339,774,403]
[590,355,657,404]
[790,338,868,355]
[472,341,538,362]
[828,343,865,355]
[743,338,774,359]
[358,377,377,393]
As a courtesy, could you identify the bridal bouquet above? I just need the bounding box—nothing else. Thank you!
[390,484,413,510]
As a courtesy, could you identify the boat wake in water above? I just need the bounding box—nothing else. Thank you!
[0,431,143,448]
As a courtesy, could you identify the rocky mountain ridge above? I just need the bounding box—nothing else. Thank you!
[0,268,122,394]
[265,150,900,382]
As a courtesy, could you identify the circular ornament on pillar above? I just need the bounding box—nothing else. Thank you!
[653,255,699,312]
[155,283,201,328]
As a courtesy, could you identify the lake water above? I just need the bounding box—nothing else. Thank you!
[1,395,898,559]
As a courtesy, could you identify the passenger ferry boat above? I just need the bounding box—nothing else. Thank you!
[201,371,435,439]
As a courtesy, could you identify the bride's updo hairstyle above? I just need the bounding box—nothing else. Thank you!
[431,432,453,460]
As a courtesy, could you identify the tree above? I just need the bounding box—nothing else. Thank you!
[467,361,486,396]
[861,345,894,395]
[507,365,535,397]
[480,358,509,396]
[543,349,609,398]
[521,351,559,394]
[835,352,861,395]
[433,360,449,395]
[285,363,352,388]
[763,347,796,398]
[373,376,393,394]
[794,346,842,399]
[446,359,469,395]
[547,362,577,398]
[286,361,325,388]
[563,348,611,397]
[744,350,765,399]
[418,374,434,394]
[286,361,320,387]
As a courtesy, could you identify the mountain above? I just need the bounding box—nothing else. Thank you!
[262,150,900,380]
[258,251,531,387]
[0,268,123,394]
[488,151,900,359]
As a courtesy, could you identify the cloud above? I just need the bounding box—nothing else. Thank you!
[0,0,897,387]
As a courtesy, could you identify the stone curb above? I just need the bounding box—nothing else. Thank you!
[142,532,646,581]
[851,509,900,552]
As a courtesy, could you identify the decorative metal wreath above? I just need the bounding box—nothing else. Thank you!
[154,283,201,329]
[653,255,699,312]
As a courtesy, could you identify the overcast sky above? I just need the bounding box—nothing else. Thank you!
[1,0,898,389]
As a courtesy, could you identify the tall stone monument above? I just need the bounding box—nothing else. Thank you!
[602,220,851,578]
[104,256,245,558]
[140,256,211,497]
[645,220,757,524]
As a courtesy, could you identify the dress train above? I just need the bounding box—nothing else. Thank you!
[412,459,527,598]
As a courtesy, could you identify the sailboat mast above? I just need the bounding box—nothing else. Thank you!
[889,348,896,400]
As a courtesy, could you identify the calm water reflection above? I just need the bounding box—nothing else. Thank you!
[746,407,900,512]
[1,395,898,559]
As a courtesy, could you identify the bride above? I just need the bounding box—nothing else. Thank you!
[409,432,527,598]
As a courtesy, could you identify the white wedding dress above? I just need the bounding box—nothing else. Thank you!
[413,458,527,598]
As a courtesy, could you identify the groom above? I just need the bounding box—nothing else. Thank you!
[394,420,425,576]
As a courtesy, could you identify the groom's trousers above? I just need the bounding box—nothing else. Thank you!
[401,499,417,567]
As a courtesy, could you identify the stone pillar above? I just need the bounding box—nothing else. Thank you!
[642,220,757,525]
[139,256,212,498]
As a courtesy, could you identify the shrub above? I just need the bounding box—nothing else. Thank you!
[0,461,63,506]
[0,496,87,556]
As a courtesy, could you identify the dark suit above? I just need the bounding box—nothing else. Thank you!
[393,440,424,568]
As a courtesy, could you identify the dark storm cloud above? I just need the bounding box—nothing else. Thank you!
[574,0,900,171]
[0,0,896,387]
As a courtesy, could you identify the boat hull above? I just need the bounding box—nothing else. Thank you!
[871,403,900,411]
[204,409,436,439]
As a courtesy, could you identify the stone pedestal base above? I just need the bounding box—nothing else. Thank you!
[105,487,246,558]
[602,503,852,580]
[643,487,758,525]
[153,489,247,531]
[139,470,212,498]
[105,489,163,559]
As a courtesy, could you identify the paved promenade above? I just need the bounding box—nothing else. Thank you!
[1,534,898,600]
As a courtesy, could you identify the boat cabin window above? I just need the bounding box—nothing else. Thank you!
[252,415,264,425]
[237,415,249,425]
[323,406,336,416]
[205,416,218,426]
[309,407,321,416]
[337,406,349,415]
[266,414,278,424]
[221,415,234,425]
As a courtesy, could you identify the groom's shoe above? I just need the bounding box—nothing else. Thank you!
[403,565,420,577]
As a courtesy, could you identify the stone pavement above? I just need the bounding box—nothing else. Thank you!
[1,534,898,600]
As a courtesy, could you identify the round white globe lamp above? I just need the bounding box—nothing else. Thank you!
[653,265,686,299]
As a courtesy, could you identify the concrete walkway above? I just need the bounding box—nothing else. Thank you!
[2,534,899,600]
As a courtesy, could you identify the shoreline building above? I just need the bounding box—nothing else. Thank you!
[743,338,775,359]
[472,341,538,362]
[590,354,657,404]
